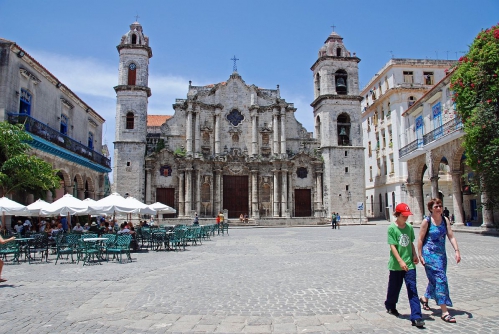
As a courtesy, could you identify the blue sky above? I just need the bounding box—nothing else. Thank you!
[1,0,497,153]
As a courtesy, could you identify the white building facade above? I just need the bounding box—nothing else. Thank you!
[0,38,111,203]
[361,59,454,219]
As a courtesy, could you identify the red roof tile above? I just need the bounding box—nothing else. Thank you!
[147,115,172,127]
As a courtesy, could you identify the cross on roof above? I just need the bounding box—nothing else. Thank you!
[231,55,239,72]
[135,14,140,22]
[331,24,336,32]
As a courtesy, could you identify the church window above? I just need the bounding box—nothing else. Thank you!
[227,109,244,126]
[232,133,239,143]
[128,63,137,85]
[337,113,351,146]
[60,114,68,135]
[19,89,32,115]
[131,34,137,45]
[315,116,321,141]
[403,71,414,84]
[335,70,348,95]
[297,167,308,179]
[336,48,342,57]
[202,132,210,145]
[160,165,172,177]
[346,185,349,191]
[315,73,321,95]
[126,112,134,129]
[345,151,347,157]
[424,72,434,85]
[88,132,94,150]
[126,162,131,166]
[345,167,349,173]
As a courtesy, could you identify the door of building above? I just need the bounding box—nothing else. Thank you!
[223,175,249,218]
[156,188,176,218]
[295,189,312,217]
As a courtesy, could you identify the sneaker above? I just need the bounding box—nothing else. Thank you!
[412,319,425,327]
[386,309,400,317]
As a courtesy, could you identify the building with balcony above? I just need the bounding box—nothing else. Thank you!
[0,38,111,204]
[399,71,496,227]
[361,59,455,219]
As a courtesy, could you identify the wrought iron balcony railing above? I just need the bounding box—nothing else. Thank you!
[7,113,111,169]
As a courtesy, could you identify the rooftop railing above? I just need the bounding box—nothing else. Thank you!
[7,113,111,169]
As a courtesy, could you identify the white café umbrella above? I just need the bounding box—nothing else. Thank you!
[40,194,89,216]
[124,196,156,215]
[0,197,28,230]
[149,202,176,214]
[26,199,50,216]
[94,192,141,214]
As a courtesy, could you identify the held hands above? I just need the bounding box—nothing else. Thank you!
[419,256,426,266]
[413,255,419,265]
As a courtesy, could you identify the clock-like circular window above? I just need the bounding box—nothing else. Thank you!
[129,63,137,70]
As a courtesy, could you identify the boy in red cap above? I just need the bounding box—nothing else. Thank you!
[384,203,425,328]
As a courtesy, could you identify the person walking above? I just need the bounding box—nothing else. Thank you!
[418,198,461,323]
[331,212,337,229]
[0,234,16,283]
[336,213,341,229]
[385,203,425,328]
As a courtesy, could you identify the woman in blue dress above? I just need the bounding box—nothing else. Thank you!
[418,198,461,323]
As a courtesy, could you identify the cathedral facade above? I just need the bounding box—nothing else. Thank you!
[114,22,365,221]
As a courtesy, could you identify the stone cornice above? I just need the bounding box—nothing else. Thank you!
[310,55,361,71]
[114,85,152,97]
[116,44,153,58]
[311,94,363,107]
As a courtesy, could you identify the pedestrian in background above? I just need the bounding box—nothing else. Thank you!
[384,203,425,328]
[418,198,461,323]
[336,213,341,229]
[331,212,337,229]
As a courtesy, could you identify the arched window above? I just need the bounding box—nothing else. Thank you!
[126,112,134,129]
[315,116,321,141]
[73,177,78,197]
[127,63,137,85]
[131,34,137,45]
[315,73,321,96]
[337,113,351,146]
[19,89,32,115]
[336,48,342,57]
[335,69,348,95]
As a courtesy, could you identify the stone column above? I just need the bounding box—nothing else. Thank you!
[178,172,185,217]
[145,168,152,204]
[46,190,53,203]
[215,169,221,214]
[408,182,424,223]
[251,113,258,156]
[194,107,201,157]
[281,170,288,217]
[314,171,323,217]
[214,108,221,155]
[426,151,439,198]
[251,170,260,219]
[77,190,85,200]
[272,109,279,156]
[273,169,280,217]
[185,168,192,215]
[287,171,292,217]
[430,176,439,199]
[280,107,287,159]
[186,105,193,155]
[196,170,201,215]
[451,171,464,226]
[481,192,494,228]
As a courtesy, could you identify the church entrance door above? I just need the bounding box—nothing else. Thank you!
[294,189,312,217]
[223,175,249,218]
[156,188,176,218]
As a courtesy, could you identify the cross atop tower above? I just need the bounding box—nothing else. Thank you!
[135,14,140,22]
[231,55,239,72]
[331,24,336,32]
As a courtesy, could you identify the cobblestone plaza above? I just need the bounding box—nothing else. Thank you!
[1,225,499,333]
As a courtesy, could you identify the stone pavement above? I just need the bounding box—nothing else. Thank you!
[1,226,499,333]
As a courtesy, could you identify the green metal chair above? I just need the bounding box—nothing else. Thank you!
[0,240,20,264]
[77,239,102,266]
[106,234,132,263]
[54,234,80,265]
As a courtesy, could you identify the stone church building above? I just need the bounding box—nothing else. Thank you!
[114,22,365,222]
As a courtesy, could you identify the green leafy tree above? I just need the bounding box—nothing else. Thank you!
[451,23,499,209]
[0,121,60,197]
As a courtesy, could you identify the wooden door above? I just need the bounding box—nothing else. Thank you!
[156,188,176,218]
[294,189,312,217]
[223,175,249,218]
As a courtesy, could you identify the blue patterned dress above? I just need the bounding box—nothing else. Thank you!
[422,219,452,306]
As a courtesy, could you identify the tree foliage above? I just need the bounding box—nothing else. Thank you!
[0,121,60,197]
[451,23,499,209]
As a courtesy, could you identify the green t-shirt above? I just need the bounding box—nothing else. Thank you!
[387,222,415,271]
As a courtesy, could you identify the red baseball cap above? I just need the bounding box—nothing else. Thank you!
[395,203,413,216]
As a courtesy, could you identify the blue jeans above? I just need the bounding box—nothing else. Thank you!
[385,269,422,321]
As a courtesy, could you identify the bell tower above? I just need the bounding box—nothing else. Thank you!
[113,21,152,201]
[311,30,365,219]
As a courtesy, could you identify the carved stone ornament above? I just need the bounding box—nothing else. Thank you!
[297,167,308,179]
[61,98,74,109]
[19,68,41,84]
[87,117,98,127]
[160,165,173,177]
